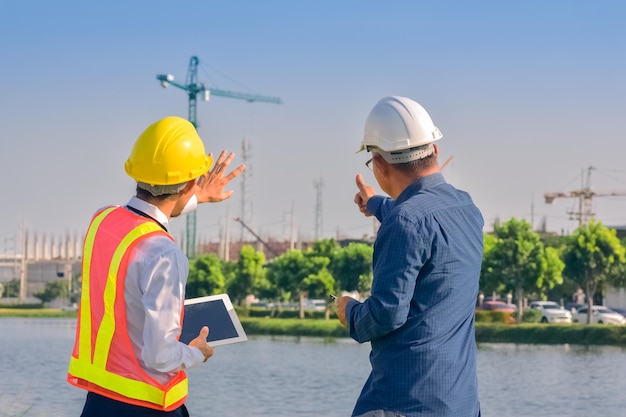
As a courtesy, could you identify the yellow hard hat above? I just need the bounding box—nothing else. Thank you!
[124,116,213,185]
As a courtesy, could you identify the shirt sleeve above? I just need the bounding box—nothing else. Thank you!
[138,241,205,373]
[367,195,395,223]
[348,213,428,343]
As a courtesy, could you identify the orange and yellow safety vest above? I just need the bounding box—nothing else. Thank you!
[67,206,188,411]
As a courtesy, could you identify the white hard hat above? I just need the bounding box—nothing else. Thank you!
[358,96,443,155]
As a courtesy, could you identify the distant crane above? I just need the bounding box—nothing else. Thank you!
[544,166,626,227]
[156,56,281,258]
[233,217,280,258]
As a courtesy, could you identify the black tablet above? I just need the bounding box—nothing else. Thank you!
[180,294,248,347]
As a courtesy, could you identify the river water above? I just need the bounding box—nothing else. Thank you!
[1,318,625,417]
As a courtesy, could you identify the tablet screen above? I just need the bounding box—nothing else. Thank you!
[180,294,248,346]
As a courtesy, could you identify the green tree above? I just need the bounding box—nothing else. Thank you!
[34,279,68,305]
[227,245,267,306]
[309,238,341,260]
[537,246,566,298]
[1,278,20,298]
[562,219,626,323]
[186,254,226,299]
[266,250,329,316]
[480,233,505,297]
[330,242,373,295]
[300,268,335,319]
[541,234,569,250]
[482,218,563,322]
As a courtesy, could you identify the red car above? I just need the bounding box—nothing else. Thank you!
[479,301,517,313]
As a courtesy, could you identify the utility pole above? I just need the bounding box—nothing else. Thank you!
[156,56,281,258]
[313,178,324,240]
[240,139,252,241]
[290,201,296,250]
[19,226,27,302]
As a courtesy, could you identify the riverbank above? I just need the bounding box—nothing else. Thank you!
[240,317,626,346]
[0,308,77,318]
[3,309,626,346]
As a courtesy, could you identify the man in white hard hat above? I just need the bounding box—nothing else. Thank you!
[68,116,245,416]
[336,96,483,417]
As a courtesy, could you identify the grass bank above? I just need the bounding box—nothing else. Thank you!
[0,308,78,318]
[3,308,626,346]
[474,322,626,346]
[240,317,350,338]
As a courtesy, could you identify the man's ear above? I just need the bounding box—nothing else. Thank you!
[181,179,196,195]
[376,154,390,177]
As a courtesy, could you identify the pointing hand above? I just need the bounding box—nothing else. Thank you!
[354,174,376,217]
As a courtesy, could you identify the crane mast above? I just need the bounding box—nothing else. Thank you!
[156,56,281,258]
[544,166,626,227]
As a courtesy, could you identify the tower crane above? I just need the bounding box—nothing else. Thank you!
[544,166,626,227]
[233,217,280,258]
[156,56,282,258]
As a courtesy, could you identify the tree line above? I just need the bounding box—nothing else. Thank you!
[6,217,626,324]
[185,218,626,324]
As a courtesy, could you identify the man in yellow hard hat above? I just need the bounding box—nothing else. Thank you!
[67,116,245,417]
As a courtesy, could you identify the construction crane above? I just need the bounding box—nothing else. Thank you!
[156,56,281,258]
[233,217,280,258]
[544,166,626,226]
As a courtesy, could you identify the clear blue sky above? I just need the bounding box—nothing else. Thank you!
[1,0,625,252]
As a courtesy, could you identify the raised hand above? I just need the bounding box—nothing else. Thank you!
[354,174,376,217]
[196,151,246,203]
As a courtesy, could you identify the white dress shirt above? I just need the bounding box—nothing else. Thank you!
[120,196,204,385]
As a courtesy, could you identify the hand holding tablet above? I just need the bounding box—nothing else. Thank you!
[180,294,248,347]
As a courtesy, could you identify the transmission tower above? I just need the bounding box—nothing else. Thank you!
[544,166,626,227]
[156,56,281,258]
[313,178,324,240]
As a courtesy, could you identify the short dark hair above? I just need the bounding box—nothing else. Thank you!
[136,186,176,201]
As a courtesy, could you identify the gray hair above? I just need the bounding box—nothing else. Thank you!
[137,181,188,197]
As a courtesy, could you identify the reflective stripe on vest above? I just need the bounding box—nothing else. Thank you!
[68,206,188,411]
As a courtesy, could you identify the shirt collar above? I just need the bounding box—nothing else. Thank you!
[126,196,170,230]
[396,172,447,205]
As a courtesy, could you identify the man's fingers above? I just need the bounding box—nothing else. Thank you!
[225,164,246,180]
[199,326,209,339]
[211,152,237,174]
[355,174,368,193]
[210,151,229,170]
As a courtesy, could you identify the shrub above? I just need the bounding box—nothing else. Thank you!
[514,309,542,323]
[475,310,515,324]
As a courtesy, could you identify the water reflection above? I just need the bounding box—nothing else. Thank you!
[476,343,626,417]
[2,319,626,417]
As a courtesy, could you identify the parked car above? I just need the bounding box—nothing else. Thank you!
[250,301,274,309]
[305,299,327,311]
[564,302,586,315]
[528,301,572,323]
[609,307,626,317]
[478,301,516,313]
[574,305,626,325]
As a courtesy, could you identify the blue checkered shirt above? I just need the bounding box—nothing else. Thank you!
[346,172,483,417]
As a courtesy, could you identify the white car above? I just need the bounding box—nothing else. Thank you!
[529,301,572,323]
[574,305,626,325]
[305,299,327,311]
